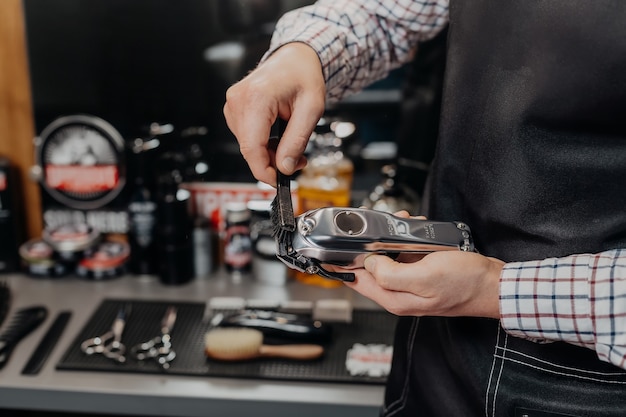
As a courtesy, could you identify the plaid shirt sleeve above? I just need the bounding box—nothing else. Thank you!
[500,249,626,369]
[263,0,449,102]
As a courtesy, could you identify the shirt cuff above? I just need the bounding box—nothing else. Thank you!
[499,254,595,348]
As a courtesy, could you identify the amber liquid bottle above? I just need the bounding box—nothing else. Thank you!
[295,128,354,288]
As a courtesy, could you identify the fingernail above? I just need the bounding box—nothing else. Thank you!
[282,157,296,173]
[364,256,376,270]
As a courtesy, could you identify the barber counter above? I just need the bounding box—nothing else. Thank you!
[0,272,389,417]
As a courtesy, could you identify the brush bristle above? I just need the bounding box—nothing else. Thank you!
[271,171,296,256]
[273,172,295,229]
[204,328,263,361]
[268,118,296,253]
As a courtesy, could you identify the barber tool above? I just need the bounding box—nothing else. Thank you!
[269,121,474,282]
[269,120,345,282]
[80,305,129,363]
[204,327,324,362]
[131,306,177,369]
[272,204,475,282]
[0,306,48,370]
[22,310,72,375]
[221,309,331,343]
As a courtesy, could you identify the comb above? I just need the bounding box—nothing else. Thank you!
[22,310,72,375]
[0,305,48,370]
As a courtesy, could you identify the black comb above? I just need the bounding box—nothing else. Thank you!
[22,310,72,375]
[0,305,48,370]
[269,119,296,255]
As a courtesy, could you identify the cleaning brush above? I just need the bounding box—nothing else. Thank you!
[271,170,295,246]
[269,119,296,255]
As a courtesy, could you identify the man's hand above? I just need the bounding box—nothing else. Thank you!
[344,250,504,319]
[223,42,326,186]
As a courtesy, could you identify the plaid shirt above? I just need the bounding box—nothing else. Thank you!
[267,0,626,370]
[265,0,449,102]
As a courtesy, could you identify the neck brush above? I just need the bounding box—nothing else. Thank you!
[204,327,323,361]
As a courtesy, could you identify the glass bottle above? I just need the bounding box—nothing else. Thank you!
[127,138,158,276]
[223,201,252,278]
[295,119,354,288]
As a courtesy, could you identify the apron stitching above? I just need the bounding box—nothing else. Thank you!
[485,322,504,417]
[383,317,419,416]
[492,332,508,417]
[493,355,626,384]
[495,346,626,377]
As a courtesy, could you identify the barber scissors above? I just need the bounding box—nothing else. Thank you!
[80,305,130,363]
[131,306,177,369]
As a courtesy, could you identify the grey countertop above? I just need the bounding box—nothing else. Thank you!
[0,271,386,417]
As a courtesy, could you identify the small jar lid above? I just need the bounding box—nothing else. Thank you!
[19,238,55,263]
[19,239,67,278]
[42,223,101,253]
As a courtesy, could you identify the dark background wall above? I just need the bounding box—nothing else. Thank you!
[23,0,319,184]
[23,0,445,196]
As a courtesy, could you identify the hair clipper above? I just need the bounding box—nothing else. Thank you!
[275,207,475,282]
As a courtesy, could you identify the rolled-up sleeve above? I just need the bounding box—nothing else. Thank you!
[263,0,449,102]
[500,249,626,370]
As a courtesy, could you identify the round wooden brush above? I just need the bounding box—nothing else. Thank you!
[204,328,324,361]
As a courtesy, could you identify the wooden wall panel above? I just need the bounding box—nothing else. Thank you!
[0,0,43,239]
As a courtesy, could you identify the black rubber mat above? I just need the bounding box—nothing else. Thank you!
[57,299,397,384]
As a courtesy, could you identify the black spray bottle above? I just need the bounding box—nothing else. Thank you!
[126,137,159,275]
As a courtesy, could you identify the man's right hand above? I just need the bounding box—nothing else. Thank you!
[223,42,327,186]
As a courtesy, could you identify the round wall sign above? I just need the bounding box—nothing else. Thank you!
[35,115,126,210]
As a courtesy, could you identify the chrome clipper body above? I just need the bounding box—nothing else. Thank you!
[276,207,475,282]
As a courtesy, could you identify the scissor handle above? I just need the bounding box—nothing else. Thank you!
[131,336,176,368]
[131,337,159,360]
[102,340,126,363]
[80,331,113,355]
[131,335,173,355]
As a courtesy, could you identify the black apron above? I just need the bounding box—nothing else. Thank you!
[382,1,626,416]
